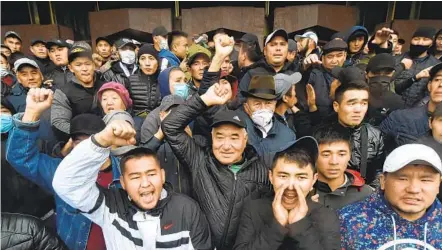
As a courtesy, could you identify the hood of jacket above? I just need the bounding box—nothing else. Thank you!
[159,49,181,67]
[159,66,180,97]
[344,26,369,54]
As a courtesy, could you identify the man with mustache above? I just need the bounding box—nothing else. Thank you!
[51,44,104,142]
[339,143,442,250]
[312,124,373,210]
[233,136,340,250]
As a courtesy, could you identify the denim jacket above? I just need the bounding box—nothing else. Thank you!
[6,113,121,250]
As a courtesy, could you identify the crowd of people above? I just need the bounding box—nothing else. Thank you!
[1,22,442,250]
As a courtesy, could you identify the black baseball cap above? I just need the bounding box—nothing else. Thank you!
[46,39,70,50]
[95,37,111,46]
[429,63,442,81]
[211,110,246,129]
[277,136,319,163]
[322,39,348,55]
[288,39,297,52]
[4,31,22,42]
[220,74,237,85]
[431,102,442,119]
[366,53,396,73]
[398,38,405,45]
[160,95,185,112]
[70,113,105,137]
[265,29,288,46]
[115,38,136,50]
[68,45,93,63]
[30,39,46,46]
[152,26,168,37]
[239,33,261,53]
[331,66,366,85]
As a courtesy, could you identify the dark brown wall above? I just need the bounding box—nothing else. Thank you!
[1,24,74,55]
[375,20,442,50]
[182,6,265,48]
[88,8,172,50]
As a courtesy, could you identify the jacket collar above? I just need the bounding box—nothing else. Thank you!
[315,170,366,195]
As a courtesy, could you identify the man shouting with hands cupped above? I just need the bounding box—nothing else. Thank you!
[233,137,340,250]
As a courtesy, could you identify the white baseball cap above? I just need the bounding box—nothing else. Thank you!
[14,58,40,72]
[383,144,442,174]
[294,31,319,45]
[265,29,288,46]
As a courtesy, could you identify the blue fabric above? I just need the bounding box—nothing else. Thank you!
[0,114,13,133]
[338,190,442,249]
[159,49,181,67]
[6,113,122,250]
[159,66,180,98]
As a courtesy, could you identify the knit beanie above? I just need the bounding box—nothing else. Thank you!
[138,44,159,62]
[97,82,133,109]
[412,27,436,39]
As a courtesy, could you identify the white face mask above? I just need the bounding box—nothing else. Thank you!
[159,38,169,50]
[119,50,136,65]
[251,109,273,128]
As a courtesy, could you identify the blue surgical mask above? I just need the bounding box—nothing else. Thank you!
[0,114,13,133]
[173,83,190,99]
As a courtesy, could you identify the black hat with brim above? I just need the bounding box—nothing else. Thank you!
[70,113,105,137]
[46,39,70,50]
[68,45,93,63]
[429,63,442,81]
[95,37,111,46]
[31,39,46,46]
[277,136,319,163]
[242,75,277,100]
[366,53,396,73]
[210,109,246,128]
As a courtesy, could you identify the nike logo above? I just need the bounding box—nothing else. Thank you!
[163,223,173,230]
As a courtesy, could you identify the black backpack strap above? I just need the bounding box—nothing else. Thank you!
[360,124,369,178]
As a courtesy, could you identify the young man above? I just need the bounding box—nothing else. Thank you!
[51,44,104,142]
[233,136,340,250]
[313,124,373,210]
[53,119,212,250]
[159,30,189,72]
[236,33,262,82]
[29,39,53,75]
[187,44,211,95]
[102,38,138,87]
[331,78,385,186]
[343,26,369,67]
[432,29,442,60]
[3,31,22,53]
[7,88,122,250]
[162,80,271,250]
[394,26,440,107]
[381,63,442,147]
[95,37,112,64]
[286,39,300,72]
[339,143,442,249]
[45,39,73,89]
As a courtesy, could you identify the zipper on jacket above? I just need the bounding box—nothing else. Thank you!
[219,170,237,249]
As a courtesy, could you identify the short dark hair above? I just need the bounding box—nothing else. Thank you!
[167,30,188,49]
[276,85,294,106]
[215,28,226,36]
[334,82,369,104]
[240,41,262,63]
[120,147,161,174]
[272,148,316,172]
[313,124,352,151]
[1,53,7,62]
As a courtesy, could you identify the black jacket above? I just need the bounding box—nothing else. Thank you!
[128,70,161,115]
[1,213,68,250]
[44,65,73,90]
[366,83,406,126]
[275,109,321,137]
[307,67,335,119]
[101,61,132,88]
[30,55,55,76]
[162,96,271,250]
[233,193,340,250]
[394,53,440,107]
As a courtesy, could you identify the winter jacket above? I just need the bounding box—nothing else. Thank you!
[140,107,193,197]
[159,66,180,98]
[6,113,122,250]
[1,213,68,250]
[5,82,27,113]
[51,76,104,142]
[31,55,55,76]
[101,61,137,88]
[233,192,341,250]
[159,49,181,72]
[379,104,430,148]
[343,26,369,67]
[366,82,406,126]
[307,66,336,118]
[162,95,271,250]
[318,119,385,185]
[313,170,373,210]
[394,52,440,107]
[1,134,54,217]
[44,65,73,90]
[275,109,321,137]
[235,58,266,83]
[338,190,442,250]
[53,138,213,250]
[128,70,161,115]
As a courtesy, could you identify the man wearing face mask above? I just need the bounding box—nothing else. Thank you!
[365,53,405,126]
[394,27,440,107]
[101,38,138,88]
[152,26,169,52]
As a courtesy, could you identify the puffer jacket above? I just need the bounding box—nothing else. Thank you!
[393,52,440,107]
[101,61,135,88]
[44,66,73,90]
[1,212,68,250]
[128,70,161,115]
[162,95,271,250]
